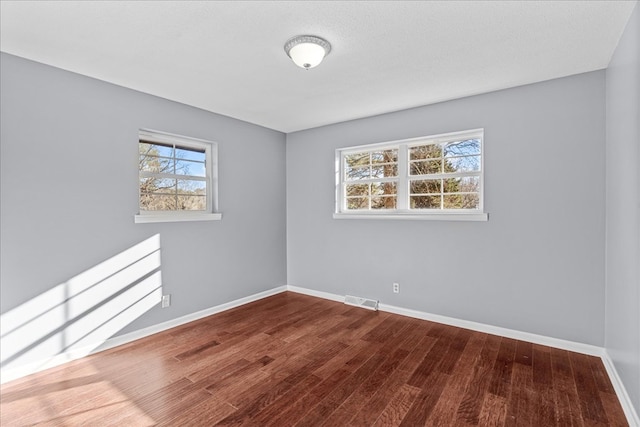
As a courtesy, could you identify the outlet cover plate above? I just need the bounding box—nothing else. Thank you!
[161,294,171,308]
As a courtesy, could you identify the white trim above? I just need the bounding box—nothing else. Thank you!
[397,144,409,209]
[134,212,222,223]
[92,285,286,351]
[601,350,640,426]
[139,128,215,148]
[339,128,485,153]
[0,285,286,384]
[333,212,488,221]
[378,302,603,356]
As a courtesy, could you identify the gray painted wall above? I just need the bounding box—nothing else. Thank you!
[0,53,287,369]
[605,3,640,415]
[287,71,606,346]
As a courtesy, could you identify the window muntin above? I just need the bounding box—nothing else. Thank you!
[138,130,218,218]
[336,129,484,217]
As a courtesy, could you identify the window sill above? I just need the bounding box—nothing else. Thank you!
[333,212,488,221]
[134,213,222,224]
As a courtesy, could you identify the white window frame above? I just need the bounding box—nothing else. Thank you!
[135,129,221,224]
[334,128,488,221]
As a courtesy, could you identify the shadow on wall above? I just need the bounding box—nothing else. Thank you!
[0,234,163,383]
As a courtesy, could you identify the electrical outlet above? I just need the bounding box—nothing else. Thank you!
[393,283,400,293]
[161,294,171,308]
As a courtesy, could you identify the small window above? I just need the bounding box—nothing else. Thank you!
[335,129,487,221]
[135,129,220,223]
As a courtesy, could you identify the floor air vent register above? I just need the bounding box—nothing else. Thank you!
[344,295,379,311]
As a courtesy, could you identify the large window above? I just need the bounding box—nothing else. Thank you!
[335,129,487,221]
[135,129,220,223]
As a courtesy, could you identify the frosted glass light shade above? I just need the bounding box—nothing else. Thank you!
[285,35,331,70]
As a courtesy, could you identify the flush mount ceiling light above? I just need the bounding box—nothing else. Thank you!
[284,35,331,70]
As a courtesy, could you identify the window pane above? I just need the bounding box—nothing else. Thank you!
[346,197,368,210]
[371,182,397,195]
[344,152,370,167]
[140,177,176,194]
[462,193,480,209]
[410,195,441,209]
[371,196,397,209]
[139,155,173,174]
[345,165,370,180]
[443,178,461,193]
[460,176,480,192]
[410,180,441,194]
[140,194,177,211]
[177,179,206,195]
[410,144,441,160]
[446,155,481,173]
[371,150,398,164]
[175,159,206,177]
[442,194,463,209]
[410,160,442,175]
[177,195,206,210]
[444,139,481,157]
[346,183,369,196]
[371,164,398,178]
[139,142,173,158]
[175,146,206,162]
[443,193,479,209]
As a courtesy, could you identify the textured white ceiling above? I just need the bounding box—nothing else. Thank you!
[0,1,636,133]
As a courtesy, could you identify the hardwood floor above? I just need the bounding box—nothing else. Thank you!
[0,292,628,426]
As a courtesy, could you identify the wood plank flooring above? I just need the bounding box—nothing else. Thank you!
[0,292,628,426]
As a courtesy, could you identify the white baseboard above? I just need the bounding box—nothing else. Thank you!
[92,285,287,353]
[601,350,640,426]
[378,302,604,357]
[0,285,287,384]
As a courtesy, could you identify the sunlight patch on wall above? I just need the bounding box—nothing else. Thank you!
[0,234,163,382]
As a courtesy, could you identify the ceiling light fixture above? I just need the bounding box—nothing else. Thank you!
[284,35,331,70]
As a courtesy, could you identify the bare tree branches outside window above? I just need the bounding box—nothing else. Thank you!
[338,132,483,214]
[409,139,480,209]
[344,149,398,210]
[139,141,207,211]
